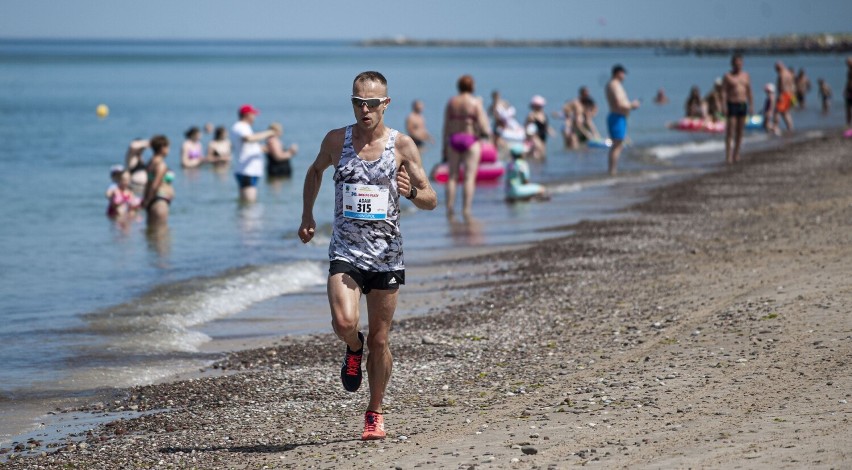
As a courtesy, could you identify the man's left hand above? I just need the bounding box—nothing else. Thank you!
[397,164,412,198]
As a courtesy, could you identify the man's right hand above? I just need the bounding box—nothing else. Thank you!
[298,219,316,244]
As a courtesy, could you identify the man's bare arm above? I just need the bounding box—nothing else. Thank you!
[298,131,338,243]
[396,134,437,211]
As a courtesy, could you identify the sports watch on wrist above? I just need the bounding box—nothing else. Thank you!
[406,186,417,200]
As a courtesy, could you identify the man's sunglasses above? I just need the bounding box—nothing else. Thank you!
[351,96,388,108]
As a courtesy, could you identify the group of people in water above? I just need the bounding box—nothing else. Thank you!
[105,107,299,227]
[107,56,852,227]
[679,61,828,136]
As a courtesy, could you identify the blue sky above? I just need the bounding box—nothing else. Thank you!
[1,0,849,41]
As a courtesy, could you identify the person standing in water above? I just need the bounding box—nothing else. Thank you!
[723,53,753,165]
[230,104,278,202]
[141,135,172,227]
[125,138,150,194]
[298,71,437,441]
[817,78,832,115]
[265,122,298,178]
[180,126,205,168]
[405,100,434,149]
[773,61,796,132]
[442,74,491,218]
[845,57,852,129]
[605,64,640,176]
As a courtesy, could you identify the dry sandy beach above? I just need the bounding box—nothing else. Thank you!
[3,134,851,469]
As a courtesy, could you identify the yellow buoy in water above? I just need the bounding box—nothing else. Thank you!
[96,104,109,119]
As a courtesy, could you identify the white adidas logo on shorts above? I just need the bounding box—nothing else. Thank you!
[388,277,397,285]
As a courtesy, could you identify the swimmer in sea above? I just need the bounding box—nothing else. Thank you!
[206,126,232,165]
[105,167,140,219]
[653,88,669,105]
[125,138,150,194]
[405,100,434,149]
[180,126,205,168]
[141,135,172,227]
[265,122,298,178]
[442,74,492,218]
[684,86,705,119]
[525,95,552,160]
[845,56,852,128]
[795,68,811,109]
[773,61,796,132]
[762,83,778,135]
[817,78,832,114]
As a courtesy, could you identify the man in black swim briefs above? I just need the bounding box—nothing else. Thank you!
[722,53,753,165]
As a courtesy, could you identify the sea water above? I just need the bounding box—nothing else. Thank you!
[0,39,845,439]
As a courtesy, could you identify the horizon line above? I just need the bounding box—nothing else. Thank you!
[0,32,847,43]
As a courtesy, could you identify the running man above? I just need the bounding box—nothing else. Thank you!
[298,71,437,440]
[605,64,640,175]
[773,61,796,132]
[723,53,753,165]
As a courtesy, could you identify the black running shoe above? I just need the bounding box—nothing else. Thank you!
[340,331,364,392]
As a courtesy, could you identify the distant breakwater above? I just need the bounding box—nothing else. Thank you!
[360,33,852,55]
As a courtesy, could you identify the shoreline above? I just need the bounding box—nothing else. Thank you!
[3,132,850,467]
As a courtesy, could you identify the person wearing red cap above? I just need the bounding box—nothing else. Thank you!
[230,104,279,202]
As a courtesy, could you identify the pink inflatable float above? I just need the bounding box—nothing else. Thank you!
[432,142,505,183]
[670,118,725,134]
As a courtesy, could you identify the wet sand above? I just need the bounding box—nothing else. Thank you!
[3,134,851,468]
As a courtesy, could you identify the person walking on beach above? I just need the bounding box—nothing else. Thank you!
[141,135,172,227]
[405,100,434,149]
[442,74,491,218]
[773,61,796,132]
[723,53,753,165]
[230,104,278,203]
[605,64,640,176]
[298,71,437,441]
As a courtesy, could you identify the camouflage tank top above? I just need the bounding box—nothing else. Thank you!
[329,125,403,271]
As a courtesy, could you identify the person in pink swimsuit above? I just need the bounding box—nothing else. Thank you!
[105,170,140,219]
[441,74,491,219]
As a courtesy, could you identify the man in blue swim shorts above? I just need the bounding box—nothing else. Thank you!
[605,64,640,175]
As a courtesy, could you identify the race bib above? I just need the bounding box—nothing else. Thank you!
[342,184,389,220]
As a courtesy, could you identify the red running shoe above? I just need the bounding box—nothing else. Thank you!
[361,410,386,440]
[340,332,364,392]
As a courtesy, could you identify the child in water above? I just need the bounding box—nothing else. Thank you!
[505,144,548,202]
[105,169,141,218]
